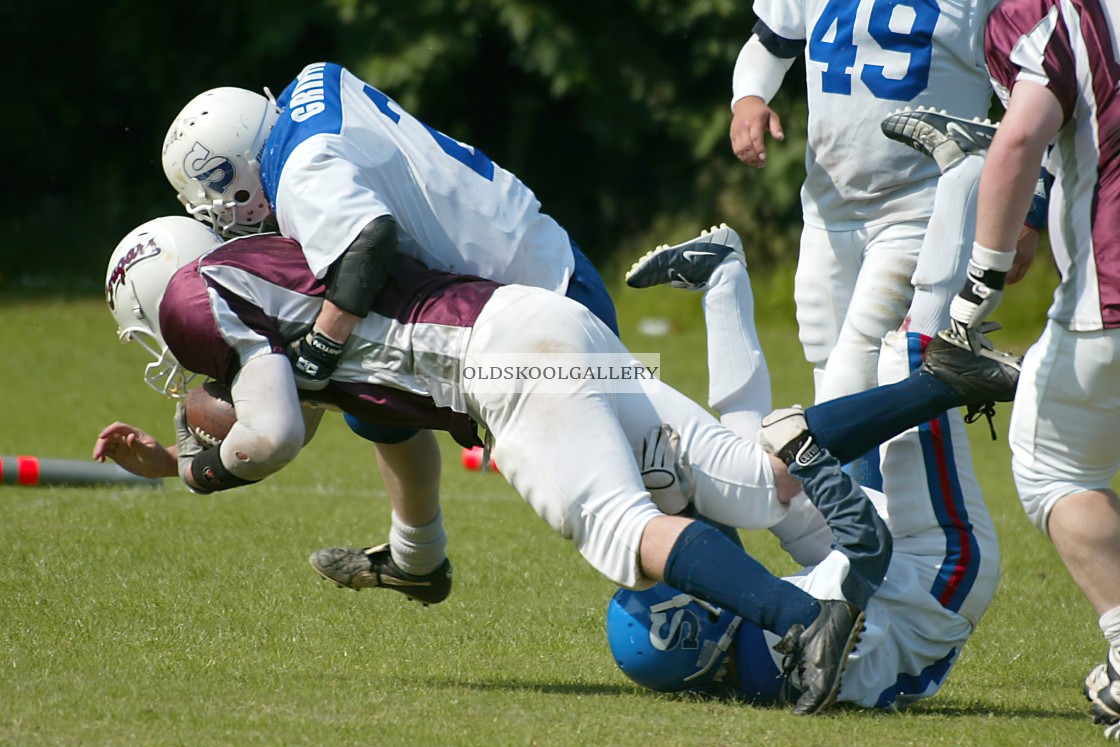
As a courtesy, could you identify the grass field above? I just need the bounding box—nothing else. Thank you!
[1,262,1109,745]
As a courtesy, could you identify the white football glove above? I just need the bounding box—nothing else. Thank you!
[638,424,694,515]
[949,243,1016,353]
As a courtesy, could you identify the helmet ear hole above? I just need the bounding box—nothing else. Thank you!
[234,189,251,204]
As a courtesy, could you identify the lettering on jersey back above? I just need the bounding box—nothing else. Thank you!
[290,62,328,122]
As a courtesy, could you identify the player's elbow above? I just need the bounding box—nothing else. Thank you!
[224,418,306,480]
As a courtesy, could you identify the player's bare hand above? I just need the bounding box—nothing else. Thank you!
[93,422,177,479]
[731,96,784,169]
[1008,225,1039,285]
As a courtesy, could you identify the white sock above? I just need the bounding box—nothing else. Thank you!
[389,508,447,576]
[1100,605,1120,672]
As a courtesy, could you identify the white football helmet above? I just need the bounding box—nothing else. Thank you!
[106,216,222,396]
[162,87,280,236]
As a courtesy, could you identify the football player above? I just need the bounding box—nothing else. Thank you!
[941,1,1120,739]
[723,0,1047,497]
[617,222,1001,708]
[729,1,1000,403]
[96,217,1017,715]
[160,62,620,606]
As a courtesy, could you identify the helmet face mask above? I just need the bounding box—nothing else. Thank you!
[162,87,280,236]
[105,216,223,397]
[606,584,742,693]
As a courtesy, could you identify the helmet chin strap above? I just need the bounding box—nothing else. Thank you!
[683,616,742,683]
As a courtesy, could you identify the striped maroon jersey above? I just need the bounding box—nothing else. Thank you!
[986,0,1120,329]
[159,233,498,446]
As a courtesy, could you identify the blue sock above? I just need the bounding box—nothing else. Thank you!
[805,370,959,464]
[663,522,819,635]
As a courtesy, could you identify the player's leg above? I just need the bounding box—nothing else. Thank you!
[874,332,1000,626]
[625,225,834,561]
[1008,323,1120,725]
[795,225,862,397]
[309,427,454,605]
[815,221,922,403]
[624,223,771,434]
[903,155,984,335]
[465,288,852,656]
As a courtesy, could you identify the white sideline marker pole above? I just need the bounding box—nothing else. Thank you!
[0,456,163,488]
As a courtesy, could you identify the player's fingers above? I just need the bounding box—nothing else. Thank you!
[732,129,765,168]
[768,111,785,141]
[750,124,769,165]
[92,432,120,460]
[97,421,134,439]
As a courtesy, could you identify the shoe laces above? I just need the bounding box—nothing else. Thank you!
[964,402,998,441]
[775,625,804,706]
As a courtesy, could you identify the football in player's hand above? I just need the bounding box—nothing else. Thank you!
[184,381,237,448]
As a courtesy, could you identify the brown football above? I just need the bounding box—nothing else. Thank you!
[183,381,237,448]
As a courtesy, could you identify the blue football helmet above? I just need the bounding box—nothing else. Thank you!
[606,583,742,692]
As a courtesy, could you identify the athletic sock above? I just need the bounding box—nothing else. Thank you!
[389,509,447,576]
[664,521,819,635]
[1100,605,1120,674]
[804,370,960,464]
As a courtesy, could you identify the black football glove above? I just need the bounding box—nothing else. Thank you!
[290,327,345,391]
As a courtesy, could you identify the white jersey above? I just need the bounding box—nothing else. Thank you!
[259,62,575,290]
[753,0,994,229]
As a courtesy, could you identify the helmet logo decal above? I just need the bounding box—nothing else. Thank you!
[106,238,161,310]
[183,141,235,194]
[648,608,701,652]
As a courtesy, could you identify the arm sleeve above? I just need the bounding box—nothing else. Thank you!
[220,353,307,481]
[732,33,798,107]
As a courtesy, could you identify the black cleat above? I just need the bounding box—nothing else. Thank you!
[309,543,452,605]
[921,329,1022,440]
[775,600,865,715]
[625,224,744,291]
[881,107,997,171]
[921,330,1021,407]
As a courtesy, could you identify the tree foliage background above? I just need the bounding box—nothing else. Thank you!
[3,0,810,291]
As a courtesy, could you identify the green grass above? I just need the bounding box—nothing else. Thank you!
[0,264,1106,745]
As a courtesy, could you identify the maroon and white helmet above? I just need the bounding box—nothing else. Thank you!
[105,216,222,396]
[162,87,280,237]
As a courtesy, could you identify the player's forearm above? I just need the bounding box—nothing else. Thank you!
[975,82,1064,252]
[731,34,795,107]
[183,354,306,492]
[313,300,359,343]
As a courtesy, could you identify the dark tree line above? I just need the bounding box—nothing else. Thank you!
[3,0,809,291]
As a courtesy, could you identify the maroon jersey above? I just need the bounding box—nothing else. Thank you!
[986,0,1120,329]
[159,234,499,446]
